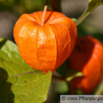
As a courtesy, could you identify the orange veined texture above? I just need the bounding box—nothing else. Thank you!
[13,11,77,73]
[68,36,103,94]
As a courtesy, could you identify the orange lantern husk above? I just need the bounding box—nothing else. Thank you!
[68,36,103,94]
[14,11,77,74]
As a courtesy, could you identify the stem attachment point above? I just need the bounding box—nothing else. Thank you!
[41,5,48,26]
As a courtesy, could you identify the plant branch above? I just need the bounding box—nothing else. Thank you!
[75,11,90,26]
[51,0,59,11]
[46,0,49,5]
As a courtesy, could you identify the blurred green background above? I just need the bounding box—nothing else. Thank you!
[0,0,52,40]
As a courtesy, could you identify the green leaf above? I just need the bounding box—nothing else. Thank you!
[66,69,83,82]
[0,39,52,103]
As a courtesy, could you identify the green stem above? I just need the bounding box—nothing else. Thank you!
[75,11,90,26]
